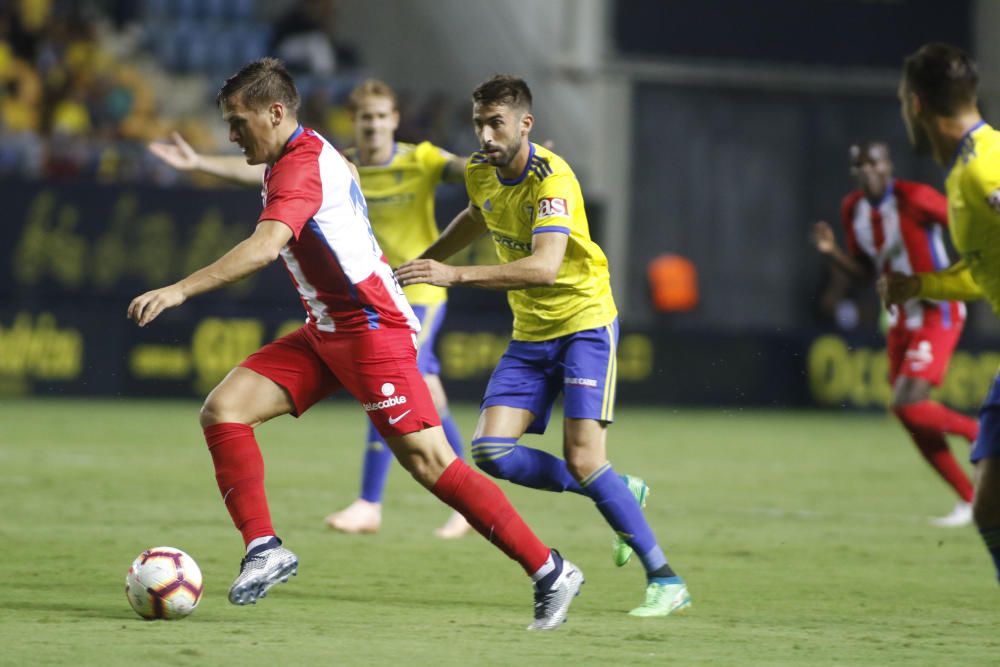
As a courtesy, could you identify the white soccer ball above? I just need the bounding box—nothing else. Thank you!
[125,546,204,620]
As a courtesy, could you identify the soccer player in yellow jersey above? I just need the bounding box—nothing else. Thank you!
[879,42,1000,581]
[397,75,691,616]
[324,80,472,539]
[147,80,473,539]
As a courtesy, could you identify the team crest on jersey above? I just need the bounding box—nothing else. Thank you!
[988,188,1000,214]
[537,197,568,219]
[484,199,493,212]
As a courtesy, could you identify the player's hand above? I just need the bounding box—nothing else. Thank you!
[148,132,201,171]
[877,271,920,305]
[128,285,186,327]
[395,259,457,287]
[812,221,837,255]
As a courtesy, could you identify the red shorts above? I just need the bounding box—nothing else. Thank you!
[886,320,964,386]
[240,324,440,438]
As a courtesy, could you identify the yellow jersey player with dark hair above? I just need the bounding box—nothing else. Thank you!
[397,75,690,617]
[880,42,1000,581]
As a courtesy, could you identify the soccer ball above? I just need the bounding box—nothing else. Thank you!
[125,546,204,620]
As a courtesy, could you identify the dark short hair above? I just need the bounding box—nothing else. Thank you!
[903,42,978,116]
[472,74,532,112]
[217,57,300,114]
[850,141,891,159]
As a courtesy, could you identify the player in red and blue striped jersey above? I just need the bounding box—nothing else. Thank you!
[813,141,977,526]
[129,59,583,630]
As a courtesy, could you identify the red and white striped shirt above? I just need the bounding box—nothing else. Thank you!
[840,179,965,331]
[259,126,419,334]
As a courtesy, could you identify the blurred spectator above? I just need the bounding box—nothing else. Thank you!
[270,0,340,76]
[0,1,463,185]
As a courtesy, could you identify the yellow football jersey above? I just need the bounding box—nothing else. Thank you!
[918,122,1000,314]
[344,141,452,306]
[465,142,618,341]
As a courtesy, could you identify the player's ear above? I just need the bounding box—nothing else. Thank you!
[520,112,534,136]
[270,102,284,127]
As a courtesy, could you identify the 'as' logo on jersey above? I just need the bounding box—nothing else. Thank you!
[987,188,1000,214]
[537,197,568,219]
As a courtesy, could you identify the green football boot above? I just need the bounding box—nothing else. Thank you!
[628,579,691,617]
[612,474,650,567]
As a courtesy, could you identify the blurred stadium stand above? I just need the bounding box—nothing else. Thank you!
[4,0,1000,407]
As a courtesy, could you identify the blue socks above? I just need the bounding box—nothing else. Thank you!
[471,439,676,580]
[583,463,670,576]
[359,425,392,502]
[471,438,584,493]
[440,410,465,459]
[359,410,465,503]
[980,526,1000,581]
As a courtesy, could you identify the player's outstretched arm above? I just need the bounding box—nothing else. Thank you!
[148,132,265,187]
[127,220,292,327]
[441,156,468,184]
[915,261,983,302]
[878,262,983,306]
[812,221,874,282]
[398,230,567,290]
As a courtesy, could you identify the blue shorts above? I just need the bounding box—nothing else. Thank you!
[973,371,1000,463]
[482,318,619,434]
[411,302,447,376]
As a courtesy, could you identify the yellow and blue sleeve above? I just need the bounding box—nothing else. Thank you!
[917,259,984,302]
[415,141,453,186]
[532,174,575,235]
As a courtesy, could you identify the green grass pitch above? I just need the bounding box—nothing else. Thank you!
[0,399,996,666]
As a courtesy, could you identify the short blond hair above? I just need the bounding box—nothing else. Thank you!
[348,79,398,112]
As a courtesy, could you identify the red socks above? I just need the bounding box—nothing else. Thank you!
[204,423,274,546]
[893,403,975,502]
[897,400,979,442]
[431,459,550,575]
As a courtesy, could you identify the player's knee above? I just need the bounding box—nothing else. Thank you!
[391,435,453,488]
[564,456,599,481]
[199,399,222,428]
[199,394,241,428]
[564,446,602,481]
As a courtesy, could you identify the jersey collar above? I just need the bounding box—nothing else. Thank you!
[496,142,535,186]
[273,124,305,165]
[947,120,986,174]
[867,178,894,208]
[286,124,305,146]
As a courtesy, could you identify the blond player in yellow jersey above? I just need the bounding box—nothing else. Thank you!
[880,42,1000,581]
[147,80,472,539]
[396,75,690,616]
[323,81,472,538]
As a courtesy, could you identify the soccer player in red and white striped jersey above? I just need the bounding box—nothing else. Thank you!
[813,141,977,526]
[128,59,583,630]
